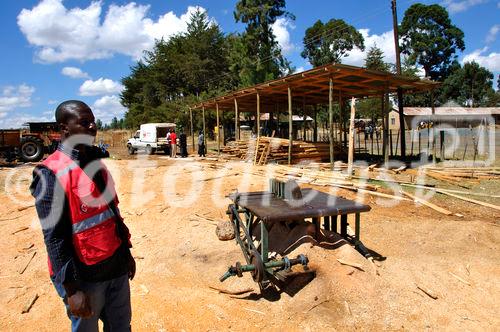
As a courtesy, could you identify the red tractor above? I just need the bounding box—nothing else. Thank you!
[0,122,61,162]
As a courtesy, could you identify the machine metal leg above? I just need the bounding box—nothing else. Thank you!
[332,215,338,233]
[355,213,360,242]
[312,217,320,237]
[340,214,348,237]
[260,220,268,263]
[323,216,330,231]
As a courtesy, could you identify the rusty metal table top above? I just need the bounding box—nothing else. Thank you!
[229,188,370,223]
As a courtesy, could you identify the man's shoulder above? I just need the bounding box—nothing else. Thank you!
[30,165,56,196]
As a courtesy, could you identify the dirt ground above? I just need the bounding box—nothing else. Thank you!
[0,148,499,331]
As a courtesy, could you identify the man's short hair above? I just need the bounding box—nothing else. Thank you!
[55,100,90,124]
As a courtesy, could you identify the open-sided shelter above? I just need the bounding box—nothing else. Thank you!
[190,63,439,167]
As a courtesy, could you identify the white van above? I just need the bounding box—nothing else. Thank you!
[127,123,176,155]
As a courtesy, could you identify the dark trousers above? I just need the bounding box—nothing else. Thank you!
[198,144,205,157]
[53,274,131,332]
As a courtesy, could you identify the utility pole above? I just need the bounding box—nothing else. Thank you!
[391,0,406,160]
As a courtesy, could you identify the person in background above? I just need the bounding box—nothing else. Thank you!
[198,131,205,157]
[179,129,188,157]
[170,128,177,158]
[30,100,134,331]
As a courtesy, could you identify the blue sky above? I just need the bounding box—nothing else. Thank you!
[0,0,498,128]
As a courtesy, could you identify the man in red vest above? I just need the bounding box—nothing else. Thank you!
[30,100,135,331]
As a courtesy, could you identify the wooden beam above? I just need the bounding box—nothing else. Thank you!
[431,89,436,163]
[383,89,389,167]
[189,107,194,153]
[288,86,292,165]
[329,77,334,170]
[234,98,239,141]
[216,102,220,155]
[401,190,453,215]
[256,92,260,138]
[202,106,206,148]
[347,97,356,177]
[313,104,318,143]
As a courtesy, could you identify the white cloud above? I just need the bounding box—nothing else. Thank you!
[48,99,57,105]
[18,0,211,63]
[0,84,35,113]
[272,18,295,55]
[294,66,305,73]
[462,47,500,72]
[486,24,500,43]
[92,95,127,123]
[0,113,52,129]
[343,29,396,67]
[442,0,488,13]
[62,66,90,79]
[79,78,124,96]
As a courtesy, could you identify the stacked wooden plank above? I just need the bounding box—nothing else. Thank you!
[221,137,345,164]
[421,166,500,181]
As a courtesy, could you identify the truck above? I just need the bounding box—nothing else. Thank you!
[126,123,176,155]
[0,122,60,162]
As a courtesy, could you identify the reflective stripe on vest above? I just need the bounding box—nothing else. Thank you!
[72,208,115,234]
[56,162,78,178]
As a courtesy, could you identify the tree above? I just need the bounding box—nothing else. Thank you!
[400,3,465,81]
[440,61,495,107]
[234,0,294,85]
[364,45,390,72]
[110,117,119,130]
[356,46,391,119]
[95,119,103,130]
[121,8,236,129]
[301,19,364,67]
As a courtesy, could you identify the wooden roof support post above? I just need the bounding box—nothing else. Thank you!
[313,104,318,143]
[329,77,334,170]
[234,98,239,141]
[189,107,195,153]
[216,102,220,155]
[338,90,342,146]
[383,88,390,167]
[256,91,260,138]
[302,97,307,141]
[431,89,436,163]
[288,85,293,165]
[347,97,356,177]
[202,106,206,147]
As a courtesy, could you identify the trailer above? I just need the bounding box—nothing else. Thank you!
[0,122,60,162]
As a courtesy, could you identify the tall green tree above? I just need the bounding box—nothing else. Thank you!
[440,61,495,107]
[121,9,236,129]
[233,0,294,85]
[95,119,103,130]
[364,45,390,72]
[301,19,364,67]
[399,3,465,81]
[356,46,393,120]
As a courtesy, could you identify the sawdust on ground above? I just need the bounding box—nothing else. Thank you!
[0,150,499,331]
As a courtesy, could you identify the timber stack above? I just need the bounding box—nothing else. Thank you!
[222,137,345,164]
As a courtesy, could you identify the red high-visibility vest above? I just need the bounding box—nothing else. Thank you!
[42,150,122,268]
